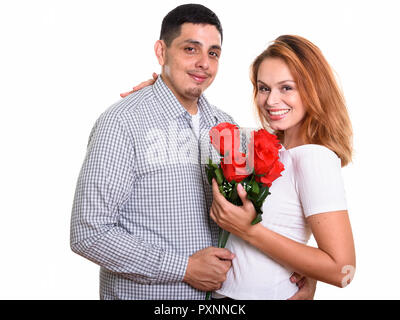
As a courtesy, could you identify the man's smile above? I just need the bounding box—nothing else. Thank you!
[188,72,210,83]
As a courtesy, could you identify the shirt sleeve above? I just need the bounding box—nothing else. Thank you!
[70,109,187,284]
[293,145,347,218]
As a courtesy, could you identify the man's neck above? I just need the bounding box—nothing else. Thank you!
[186,105,199,115]
[176,96,198,115]
[160,75,199,115]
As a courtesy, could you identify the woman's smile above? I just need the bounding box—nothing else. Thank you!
[266,108,292,121]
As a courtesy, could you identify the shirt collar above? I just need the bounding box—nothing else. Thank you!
[198,94,219,128]
[152,76,219,127]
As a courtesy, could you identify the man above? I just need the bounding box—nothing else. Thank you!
[70,3,316,300]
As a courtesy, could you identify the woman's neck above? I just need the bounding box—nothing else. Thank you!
[282,128,304,150]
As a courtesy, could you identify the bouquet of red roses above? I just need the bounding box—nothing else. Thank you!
[206,122,285,248]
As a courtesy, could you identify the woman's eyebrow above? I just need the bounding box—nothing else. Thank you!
[277,80,295,84]
[257,80,295,86]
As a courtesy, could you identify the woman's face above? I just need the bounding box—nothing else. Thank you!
[256,57,306,135]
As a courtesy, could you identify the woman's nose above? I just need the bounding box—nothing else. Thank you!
[267,89,280,107]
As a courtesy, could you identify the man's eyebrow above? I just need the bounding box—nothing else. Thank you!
[183,39,202,46]
[182,39,221,51]
[210,44,222,51]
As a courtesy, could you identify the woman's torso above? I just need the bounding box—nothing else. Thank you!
[216,145,330,299]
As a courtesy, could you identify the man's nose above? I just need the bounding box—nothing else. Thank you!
[195,52,210,70]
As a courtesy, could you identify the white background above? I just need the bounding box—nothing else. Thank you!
[1,0,399,299]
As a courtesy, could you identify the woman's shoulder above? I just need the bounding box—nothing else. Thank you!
[287,144,341,171]
[287,144,338,158]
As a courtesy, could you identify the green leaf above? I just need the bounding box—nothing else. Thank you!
[208,158,219,169]
[255,185,270,205]
[206,169,213,185]
[247,192,257,203]
[219,185,226,197]
[251,213,263,225]
[230,182,239,203]
[250,179,259,196]
[215,168,224,185]
[205,165,214,185]
[242,175,252,185]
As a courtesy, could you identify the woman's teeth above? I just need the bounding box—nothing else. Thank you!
[268,109,290,116]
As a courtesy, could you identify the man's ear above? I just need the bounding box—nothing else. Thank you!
[154,40,167,66]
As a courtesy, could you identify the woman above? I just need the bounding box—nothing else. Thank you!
[122,35,356,299]
[209,35,355,299]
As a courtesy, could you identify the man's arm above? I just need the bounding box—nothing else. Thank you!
[71,109,233,291]
[70,110,186,284]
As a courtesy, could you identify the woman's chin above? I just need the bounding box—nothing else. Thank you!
[269,124,285,132]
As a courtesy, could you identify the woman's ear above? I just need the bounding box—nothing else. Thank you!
[154,40,166,66]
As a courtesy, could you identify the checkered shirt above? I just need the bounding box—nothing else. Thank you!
[70,77,239,299]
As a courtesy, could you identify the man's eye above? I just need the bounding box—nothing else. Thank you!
[185,47,195,53]
[209,51,219,58]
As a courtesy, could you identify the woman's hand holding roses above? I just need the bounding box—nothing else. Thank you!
[210,179,258,241]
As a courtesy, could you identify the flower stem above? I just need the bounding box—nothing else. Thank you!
[218,229,230,248]
[205,229,231,300]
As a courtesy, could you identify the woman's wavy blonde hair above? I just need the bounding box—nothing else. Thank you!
[251,35,353,167]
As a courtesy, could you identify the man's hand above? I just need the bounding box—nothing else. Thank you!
[183,247,235,292]
[287,273,317,300]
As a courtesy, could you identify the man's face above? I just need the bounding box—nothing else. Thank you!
[158,23,222,105]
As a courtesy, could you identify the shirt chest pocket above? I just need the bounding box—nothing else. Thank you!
[133,144,203,181]
[134,136,205,176]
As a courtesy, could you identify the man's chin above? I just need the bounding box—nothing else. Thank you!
[185,87,203,98]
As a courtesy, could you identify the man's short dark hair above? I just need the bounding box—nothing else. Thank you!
[160,4,223,47]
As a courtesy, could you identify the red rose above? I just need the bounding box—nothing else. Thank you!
[209,122,241,157]
[248,129,281,173]
[248,129,284,187]
[257,159,285,187]
[221,152,250,183]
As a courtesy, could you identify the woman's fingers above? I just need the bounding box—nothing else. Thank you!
[210,206,217,223]
[130,79,153,93]
[120,89,134,98]
[120,73,159,98]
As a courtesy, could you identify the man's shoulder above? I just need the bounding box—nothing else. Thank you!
[90,87,156,134]
[105,86,155,118]
[207,104,237,126]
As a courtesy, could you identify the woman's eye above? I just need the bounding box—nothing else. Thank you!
[282,85,293,91]
[258,86,270,92]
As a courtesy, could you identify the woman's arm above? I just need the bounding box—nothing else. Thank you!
[210,180,356,288]
[246,210,355,287]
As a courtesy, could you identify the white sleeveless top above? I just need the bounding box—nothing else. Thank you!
[215,144,347,300]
